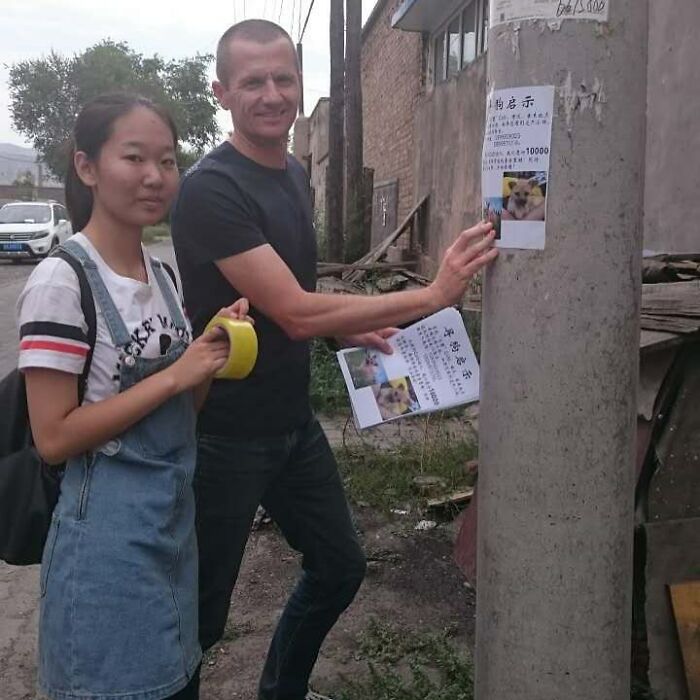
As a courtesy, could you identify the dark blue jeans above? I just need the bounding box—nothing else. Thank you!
[194,417,367,700]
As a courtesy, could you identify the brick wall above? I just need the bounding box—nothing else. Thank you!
[362,1,424,233]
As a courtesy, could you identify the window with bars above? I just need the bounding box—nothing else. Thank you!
[430,0,489,87]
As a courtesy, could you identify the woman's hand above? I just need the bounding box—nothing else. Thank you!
[170,297,254,391]
[165,328,230,392]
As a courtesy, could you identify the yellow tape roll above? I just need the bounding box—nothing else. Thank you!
[204,316,258,380]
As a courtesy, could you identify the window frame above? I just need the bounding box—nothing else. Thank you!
[429,0,489,88]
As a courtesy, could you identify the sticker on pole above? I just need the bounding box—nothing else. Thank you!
[490,0,609,26]
[481,85,554,251]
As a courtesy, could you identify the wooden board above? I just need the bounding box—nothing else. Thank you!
[345,195,428,283]
[640,315,700,334]
[669,581,700,700]
[643,280,700,297]
[639,329,685,353]
[646,520,700,700]
[427,488,474,510]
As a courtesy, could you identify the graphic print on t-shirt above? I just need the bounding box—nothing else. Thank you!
[111,314,191,381]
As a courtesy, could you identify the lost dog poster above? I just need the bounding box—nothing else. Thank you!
[337,308,479,430]
[482,85,554,250]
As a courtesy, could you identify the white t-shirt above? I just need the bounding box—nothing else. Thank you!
[16,233,192,404]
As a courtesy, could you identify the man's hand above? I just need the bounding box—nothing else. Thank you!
[218,298,254,324]
[429,222,498,309]
[337,327,400,355]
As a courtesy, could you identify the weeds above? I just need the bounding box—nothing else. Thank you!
[334,619,474,700]
[309,338,349,414]
[330,620,658,700]
[461,309,482,360]
[336,434,477,513]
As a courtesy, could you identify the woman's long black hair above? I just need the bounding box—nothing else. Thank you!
[65,93,178,232]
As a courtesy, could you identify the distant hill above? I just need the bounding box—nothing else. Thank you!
[0,143,61,186]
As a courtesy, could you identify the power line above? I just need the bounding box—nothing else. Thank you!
[299,0,316,42]
[290,0,297,37]
[278,0,285,24]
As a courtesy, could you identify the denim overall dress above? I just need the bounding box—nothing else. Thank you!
[38,240,201,700]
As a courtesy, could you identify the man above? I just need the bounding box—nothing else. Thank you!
[171,19,497,700]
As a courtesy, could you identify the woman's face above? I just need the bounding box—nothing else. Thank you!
[77,106,179,229]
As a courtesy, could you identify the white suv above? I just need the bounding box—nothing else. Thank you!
[0,201,72,261]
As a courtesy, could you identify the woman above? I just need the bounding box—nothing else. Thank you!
[17,93,246,700]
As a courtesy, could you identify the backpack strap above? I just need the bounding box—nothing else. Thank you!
[150,258,187,332]
[51,247,97,405]
[160,261,178,292]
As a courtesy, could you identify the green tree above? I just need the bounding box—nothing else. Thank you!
[8,41,219,179]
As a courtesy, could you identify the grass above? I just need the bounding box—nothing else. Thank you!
[336,432,477,513]
[142,223,171,244]
[309,338,349,414]
[329,620,659,700]
[333,619,474,700]
[461,309,482,360]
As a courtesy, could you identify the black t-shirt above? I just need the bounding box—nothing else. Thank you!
[171,142,317,437]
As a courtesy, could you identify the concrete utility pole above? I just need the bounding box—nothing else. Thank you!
[344,0,367,263]
[325,0,345,262]
[476,3,648,700]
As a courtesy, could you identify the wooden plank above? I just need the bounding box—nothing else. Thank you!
[646,520,700,700]
[345,195,429,283]
[396,269,433,286]
[669,581,700,700]
[668,261,700,274]
[317,261,418,275]
[646,253,700,263]
[427,488,474,510]
[316,277,363,295]
[642,307,700,318]
[639,330,684,353]
[642,280,700,297]
[640,315,700,334]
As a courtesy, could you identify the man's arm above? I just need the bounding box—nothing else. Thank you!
[216,222,497,340]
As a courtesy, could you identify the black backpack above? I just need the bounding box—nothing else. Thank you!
[0,247,96,566]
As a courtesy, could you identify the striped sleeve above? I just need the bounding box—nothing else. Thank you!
[16,259,90,376]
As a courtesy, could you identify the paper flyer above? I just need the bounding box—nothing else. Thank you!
[490,0,609,27]
[336,308,479,430]
[481,85,555,250]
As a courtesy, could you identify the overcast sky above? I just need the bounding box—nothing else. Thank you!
[0,0,381,148]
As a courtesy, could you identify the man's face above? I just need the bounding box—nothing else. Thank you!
[215,37,300,146]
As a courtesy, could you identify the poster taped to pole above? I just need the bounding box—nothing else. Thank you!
[481,85,554,251]
[490,0,609,27]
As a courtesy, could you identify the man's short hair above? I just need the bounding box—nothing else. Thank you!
[216,20,297,86]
